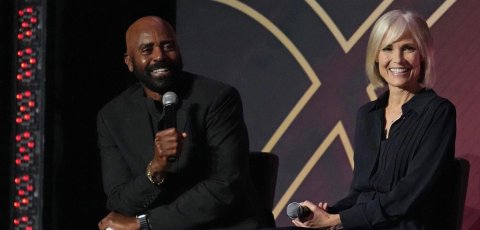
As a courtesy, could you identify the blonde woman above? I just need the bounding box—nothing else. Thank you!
[289,10,456,230]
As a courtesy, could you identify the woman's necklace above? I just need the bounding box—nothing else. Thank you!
[390,111,403,123]
[385,109,403,138]
[384,91,415,138]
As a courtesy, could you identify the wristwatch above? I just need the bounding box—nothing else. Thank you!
[136,214,150,230]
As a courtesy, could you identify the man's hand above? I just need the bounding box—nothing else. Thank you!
[150,128,187,175]
[98,212,139,230]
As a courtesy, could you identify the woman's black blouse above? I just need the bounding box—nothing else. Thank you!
[330,89,456,229]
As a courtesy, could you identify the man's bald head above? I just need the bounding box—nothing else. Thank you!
[125,16,176,55]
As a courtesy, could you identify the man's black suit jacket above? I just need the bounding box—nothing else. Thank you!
[97,72,264,229]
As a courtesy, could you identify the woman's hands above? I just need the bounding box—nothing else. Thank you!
[291,201,341,229]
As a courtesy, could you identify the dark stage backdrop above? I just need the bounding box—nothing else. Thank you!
[40,2,176,229]
[1,0,14,229]
[176,0,480,229]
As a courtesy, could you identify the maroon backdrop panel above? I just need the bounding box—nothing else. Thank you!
[433,0,480,229]
[177,0,480,229]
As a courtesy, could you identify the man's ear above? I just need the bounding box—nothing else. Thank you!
[124,54,133,72]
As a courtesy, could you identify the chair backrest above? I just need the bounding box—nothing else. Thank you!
[427,157,470,230]
[448,157,470,230]
[249,151,279,227]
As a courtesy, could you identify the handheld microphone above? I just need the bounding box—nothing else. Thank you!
[286,202,312,220]
[162,91,178,162]
[162,91,178,129]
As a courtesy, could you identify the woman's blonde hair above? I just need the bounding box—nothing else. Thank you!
[365,10,435,89]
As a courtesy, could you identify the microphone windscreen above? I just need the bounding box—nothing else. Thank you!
[286,202,311,219]
[162,91,178,106]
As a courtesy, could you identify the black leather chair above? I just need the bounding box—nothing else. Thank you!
[249,151,279,228]
[447,157,470,230]
[426,157,470,230]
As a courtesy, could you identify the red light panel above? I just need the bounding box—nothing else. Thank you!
[12,1,46,230]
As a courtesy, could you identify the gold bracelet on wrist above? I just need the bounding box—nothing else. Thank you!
[146,161,165,186]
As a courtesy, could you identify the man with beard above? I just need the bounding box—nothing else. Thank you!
[97,16,269,230]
